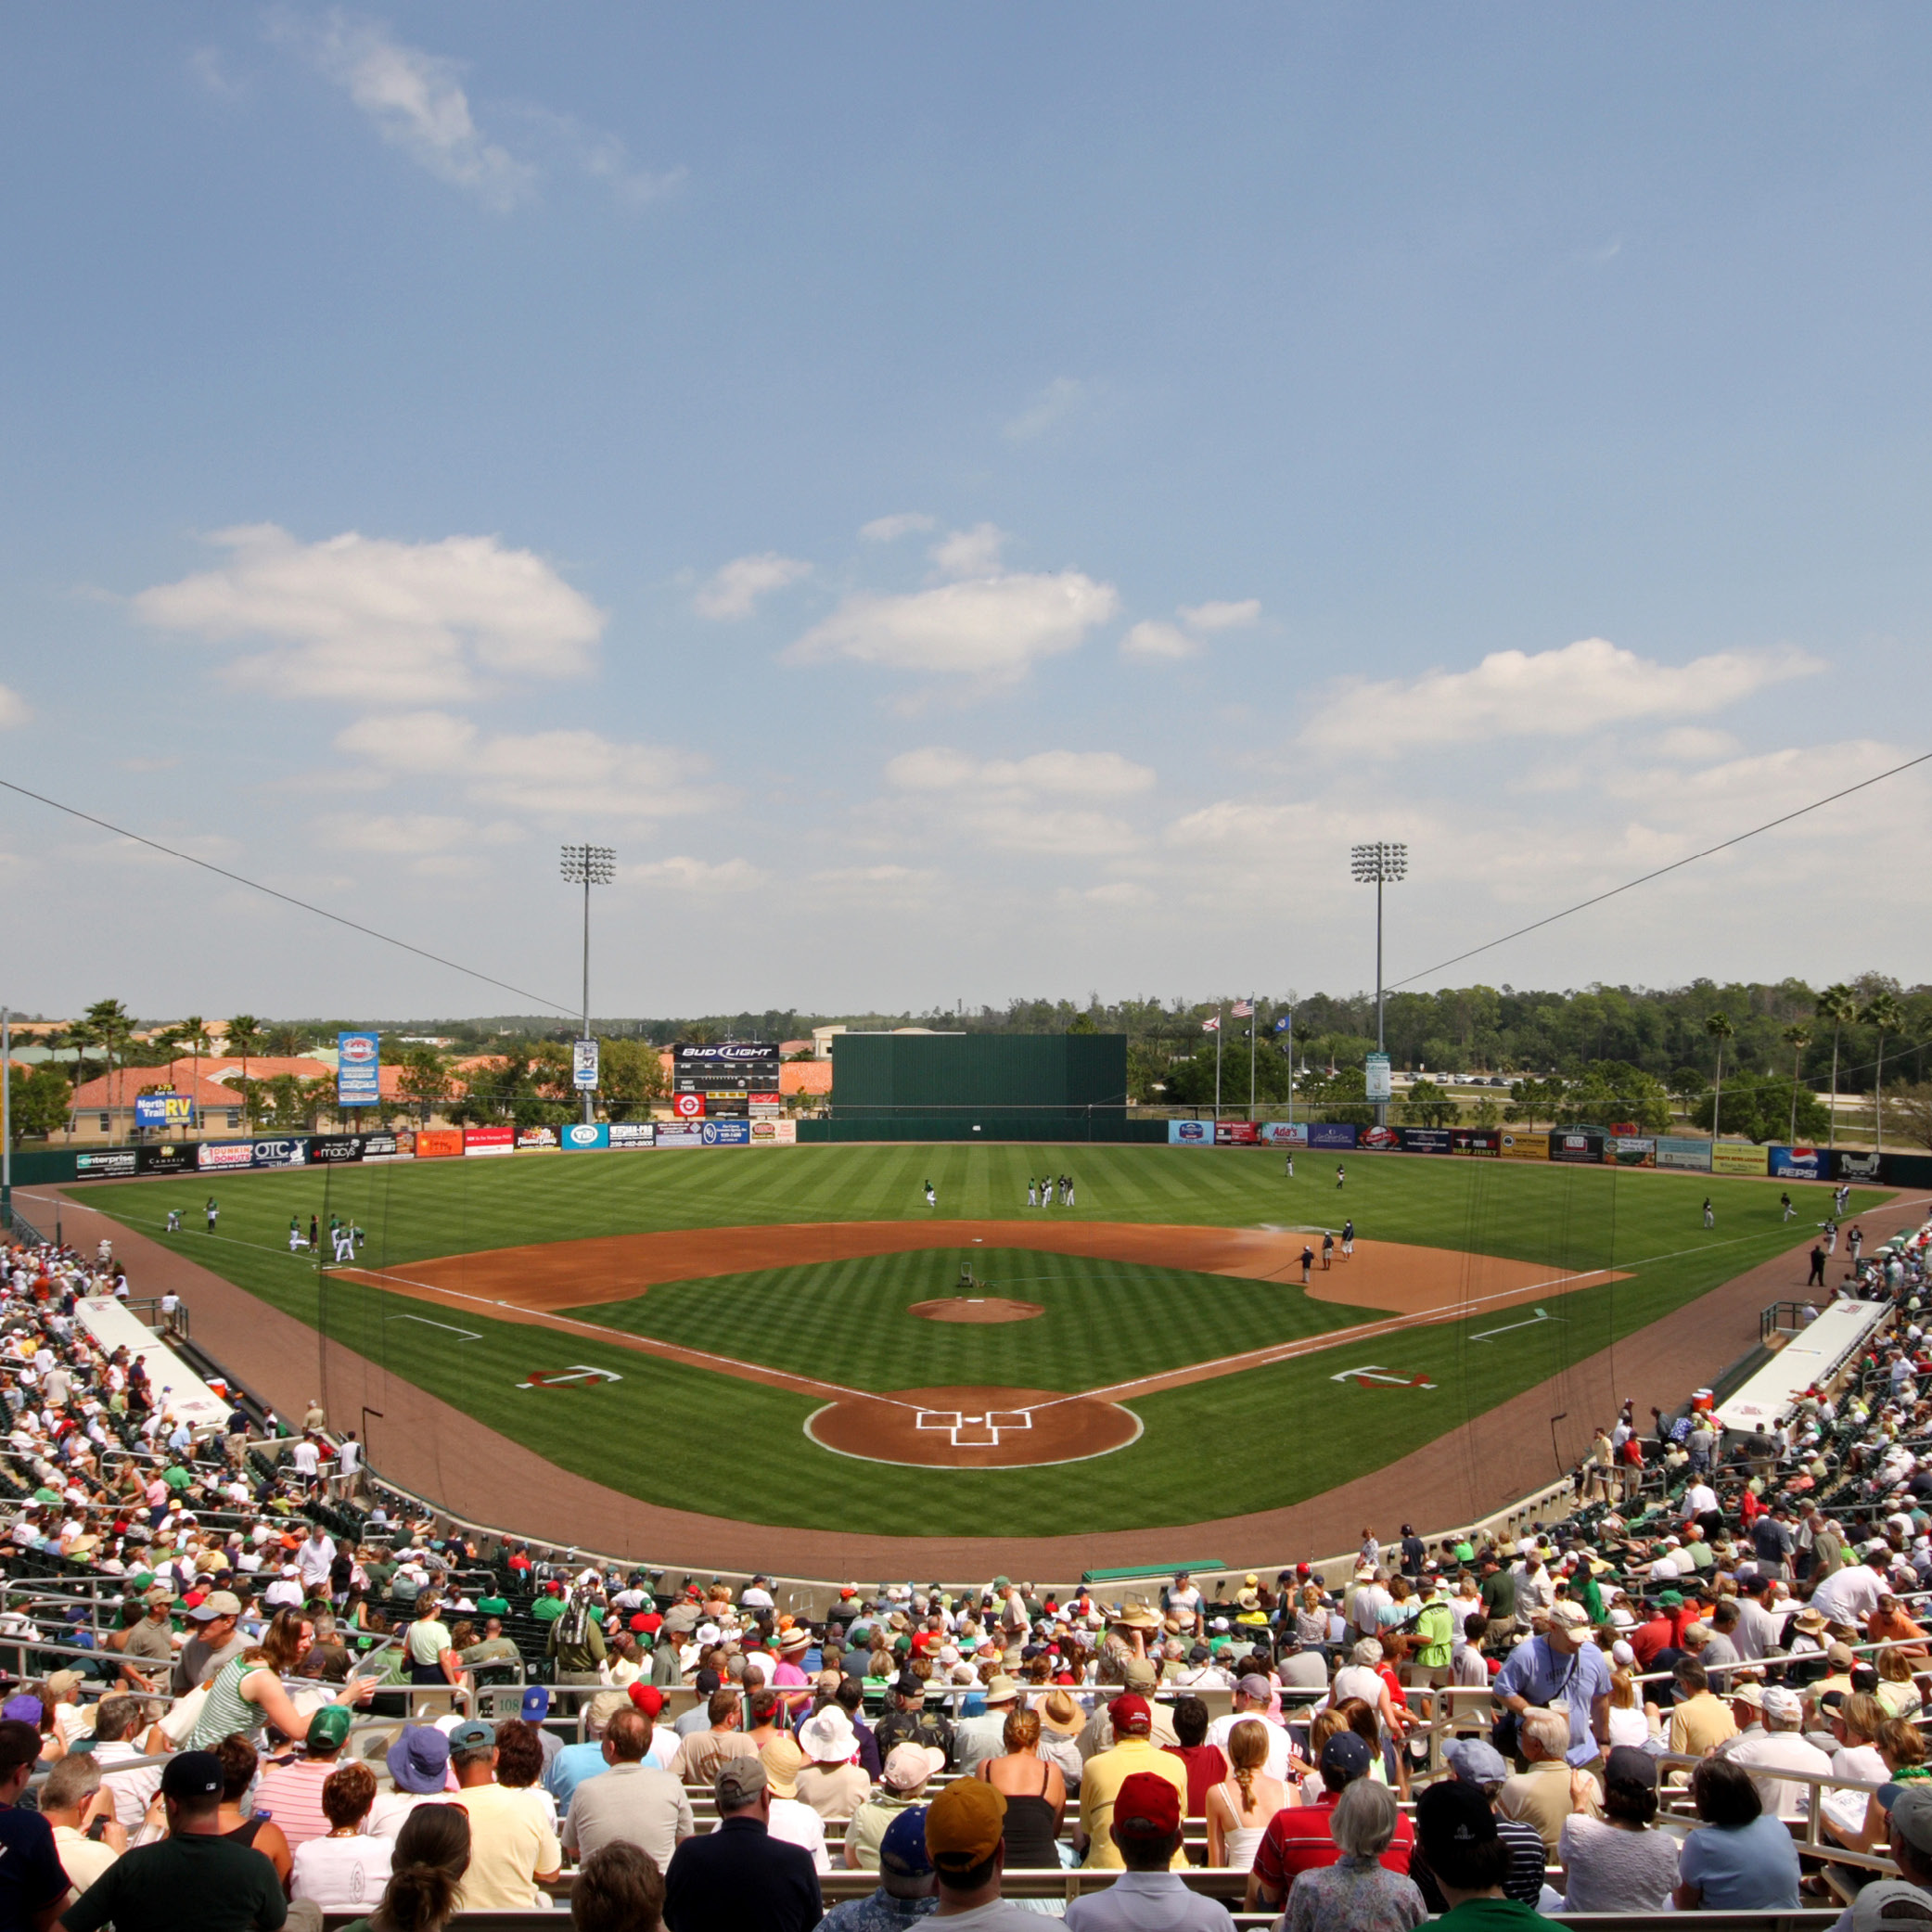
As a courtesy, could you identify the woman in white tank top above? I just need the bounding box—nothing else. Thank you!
[1206,1718,1286,1870]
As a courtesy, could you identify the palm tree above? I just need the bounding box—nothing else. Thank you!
[1816,983,1859,1149]
[227,1014,263,1132]
[1782,1024,1811,1145]
[1706,1011,1735,1142]
[181,1016,208,1135]
[1862,991,1905,1150]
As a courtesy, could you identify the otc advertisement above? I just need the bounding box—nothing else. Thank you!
[134,1094,195,1130]
[250,1137,309,1169]
[1656,1136,1713,1172]
[1168,1119,1212,1145]
[561,1123,609,1151]
[608,1122,657,1149]
[1498,1131,1549,1159]
[463,1127,516,1157]
[1769,1145,1823,1182]
[701,1119,752,1145]
[337,1031,381,1108]
[1258,1122,1309,1147]
[137,1144,196,1174]
[1710,1140,1768,1175]
[1550,1131,1605,1165]
[198,1140,256,1171]
[75,1149,139,1179]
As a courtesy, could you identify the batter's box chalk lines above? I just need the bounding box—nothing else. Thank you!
[915,1407,1034,1447]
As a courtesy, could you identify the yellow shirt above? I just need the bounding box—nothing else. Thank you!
[1078,1737,1189,1869]
[1669,1691,1739,1759]
[452,1782,560,1910]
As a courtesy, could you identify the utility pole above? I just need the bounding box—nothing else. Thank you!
[1350,842,1408,1128]
[559,845,616,1126]
[2,1006,10,1236]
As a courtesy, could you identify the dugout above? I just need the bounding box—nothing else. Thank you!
[822,1032,1130,1141]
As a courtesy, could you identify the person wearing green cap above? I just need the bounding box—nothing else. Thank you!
[254,1705,355,1850]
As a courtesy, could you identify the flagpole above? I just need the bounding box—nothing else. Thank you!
[1286,1005,1295,1126]
[1248,997,1257,1119]
[1214,1005,1222,1123]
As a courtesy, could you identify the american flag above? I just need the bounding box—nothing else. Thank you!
[1201,1016,1221,1032]
[1231,1000,1254,1017]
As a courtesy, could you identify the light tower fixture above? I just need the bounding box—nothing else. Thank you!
[560,843,616,1124]
[1350,841,1408,1126]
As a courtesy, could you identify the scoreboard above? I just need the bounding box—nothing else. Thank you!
[672,1043,783,1118]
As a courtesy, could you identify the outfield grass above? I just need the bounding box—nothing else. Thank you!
[70,1146,1889,1538]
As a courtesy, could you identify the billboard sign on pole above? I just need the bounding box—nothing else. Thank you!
[572,1040,599,1091]
[337,1032,380,1109]
[1364,1055,1392,1104]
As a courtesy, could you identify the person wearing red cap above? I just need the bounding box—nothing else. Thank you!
[1076,1695,1188,1871]
[1064,1772,1227,1930]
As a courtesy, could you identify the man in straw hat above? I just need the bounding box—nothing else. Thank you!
[1098,1603,1159,1684]
[952,1673,1022,1777]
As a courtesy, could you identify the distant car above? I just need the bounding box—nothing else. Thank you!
[1489,1076,1508,1088]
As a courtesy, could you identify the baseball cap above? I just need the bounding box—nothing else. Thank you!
[1109,1694,1152,1736]
[627,1683,665,1719]
[1888,1786,1932,1855]
[189,1591,241,1620]
[1320,1731,1372,1782]
[1444,1737,1508,1785]
[1548,1601,1591,1631]
[387,1724,450,1794]
[1606,1745,1657,1788]
[520,1686,551,1720]
[1854,1880,1932,1932]
[882,1742,945,1791]
[893,1672,924,1698]
[879,1806,933,1877]
[160,1751,224,1800]
[715,1758,768,1807]
[447,1719,495,1753]
[1762,1686,1803,1724]
[44,1670,82,1697]
[306,1706,352,1751]
[1112,1771,1181,1840]
[925,1777,1005,1869]
[1237,1673,1273,1700]
[1121,1657,1158,1694]
[1,1696,39,1724]
[1416,1777,1500,1888]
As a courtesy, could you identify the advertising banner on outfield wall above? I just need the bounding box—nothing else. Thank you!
[1550,1131,1605,1165]
[1257,1123,1309,1147]
[1307,1122,1359,1149]
[310,1135,365,1164]
[1711,1140,1768,1175]
[1399,1128,1452,1155]
[198,1140,256,1171]
[1835,1149,1883,1182]
[560,1123,608,1151]
[1656,1136,1712,1172]
[1214,1120,1258,1145]
[464,1126,515,1157]
[1498,1131,1548,1159]
[415,1129,463,1159]
[1608,1136,1657,1168]
[750,1119,797,1145]
[1452,1129,1502,1156]
[137,1144,195,1174]
[655,1121,704,1148]
[1769,1145,1823,1182]
[362,1132,411,1161]
[76,1149,139,1179]
[515,1127,560,1151]
[1169,1119,1213,1145]
[609,1122,657,1149]
[251,1137,308,1170]
[702,1120,752,1145]
[1359,1126,1400,1150]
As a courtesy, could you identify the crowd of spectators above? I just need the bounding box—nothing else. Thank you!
[1,1209,1931,1931]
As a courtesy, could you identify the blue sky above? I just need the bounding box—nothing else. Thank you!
[3,6,1929,1021]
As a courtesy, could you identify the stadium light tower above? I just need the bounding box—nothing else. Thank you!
[560,843,616,1125]
[1350,841,1407,1127]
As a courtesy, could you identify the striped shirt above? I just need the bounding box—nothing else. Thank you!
[187,1654,262,1749]
[255,1757,335,1849]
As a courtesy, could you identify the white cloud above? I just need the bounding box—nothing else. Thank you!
[1178,598,1260,633]
[188,47,247,98]
[1004,376,1088,442]
[788,568,1118,684]
[0,685,30,728]
[134,525,604,706]
[693,553,812,621]
[626,856,769,892]
[1120,620,1200,661]
[335,711,710,820]
[928,524,1005,579]
[285,12,536,211]
[958,805,1140,855]
[313,812,471,855]
[1078,881,1156,907]
[859,513,936,543]
[1301,637,1821,755]
[1654,726,1743,762]
[886,748,1155,799]
[505,105,684,208]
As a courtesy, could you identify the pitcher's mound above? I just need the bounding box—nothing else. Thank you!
[805,1385,1141,1468]
[910,1298,1043,1324]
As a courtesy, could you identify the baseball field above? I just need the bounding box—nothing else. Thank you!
[85,1145,1886,1539]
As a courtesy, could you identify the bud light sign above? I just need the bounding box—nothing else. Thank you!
[338,1032,380,1109]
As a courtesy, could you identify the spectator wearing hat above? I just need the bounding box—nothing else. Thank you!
[1673,1756,1802,1910]
[171,1590,246,1696]
[795,1708,870,1822]
[1249,1732,1414,1913]
[62,1747,287,1932]
[1035,1689,1085,1796]
[113,1588,177,1696]
[1493,1600,1610,1771]
[873,1675,954,1770]
[1278,1778,1426,1932]
[447,1719,562,1911]
[1829,1788,1932,1932]
[1726,1683,1833,1821]
[917,1779,1033,1930]
[848,1745,945,1872]
[663,1758,821,1932]
[1061,1772,1225,1932]
[1077,1693,1189,1870]
[951,1674,1020,1776]
[1205,1674,1297,1780]
[820,1804,934,1932]
[1424,1740,1546,1910]
[760,1735,831,1874]
[563,1706,693,1871]
[1077,1662,1178,1759]
[1411,1777,1544,1932]
[253,1706,353,1851]
[369,1726,453,1839]
[1557,1745,1679,1911]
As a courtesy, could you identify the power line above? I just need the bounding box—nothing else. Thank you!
[1389,749,1932,990]
[0,777,576,1017]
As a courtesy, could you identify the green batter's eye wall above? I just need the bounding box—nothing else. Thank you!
[824,1031,1132,1142]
